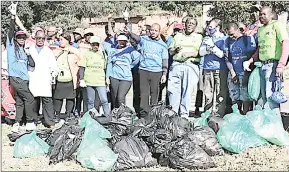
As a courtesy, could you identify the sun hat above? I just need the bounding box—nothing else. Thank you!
[89,36,101,44]
[117,34,128,41]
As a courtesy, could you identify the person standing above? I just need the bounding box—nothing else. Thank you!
[106,34,141,108]
[225,23,257,114]
[27,30,58,127]
[78,36,111,117]
[243,7,289,110]
[6,5,38,132]
[127,23,168,117]
[53,32,81,123]
[168,17,203,117]
[199,18,228,117]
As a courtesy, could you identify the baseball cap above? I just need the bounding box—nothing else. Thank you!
[117,34,128,41]
[15,31,27,37]
[89,36,101,44]
[174,23,183,30]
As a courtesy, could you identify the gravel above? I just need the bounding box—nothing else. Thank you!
[2,123,289,171]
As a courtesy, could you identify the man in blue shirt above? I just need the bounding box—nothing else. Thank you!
[6,10,38,132]
[225,23,257,114]
[199,18,228,117]
[127,23,168,117]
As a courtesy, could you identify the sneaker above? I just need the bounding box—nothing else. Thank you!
[25,122,36,131]
[12,122,20,133]
[58,119,65,126]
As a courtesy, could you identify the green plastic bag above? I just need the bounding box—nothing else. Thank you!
[80,111,111,139]
[77,113,118,171]
[192,111,211,128]
[217,105,269,153]
[247,106,289,146]
[13,130,49,158]
[248,62,262,101]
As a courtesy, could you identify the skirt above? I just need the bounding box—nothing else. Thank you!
[53,81,76,99]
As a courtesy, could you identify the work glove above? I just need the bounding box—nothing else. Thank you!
[243,60,251,71]
[204,37,215,47]
[79,80,87,87]
[161,75,167,84]
[8,2,18,16]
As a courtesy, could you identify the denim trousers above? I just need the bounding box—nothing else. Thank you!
[87,86,110,116]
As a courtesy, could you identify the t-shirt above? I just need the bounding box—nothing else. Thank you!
[6,37,29,81]
[78,50,107,86]
[102,37,117,55]
[201,35,227,70]
[258,21,289,61]
[138,36,168,72]
[225,35,257,75]
[169,32,203,63]
[106,46,141,81]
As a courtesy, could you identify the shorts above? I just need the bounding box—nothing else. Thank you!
[227,73,250,102]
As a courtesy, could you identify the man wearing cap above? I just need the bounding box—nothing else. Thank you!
[72,28,84,48]
[6,5,38,132]
[78,36,111,117]
[244,4,262,37]
[168,17,203,117]
[243,6,289,110]
[126,23,168,117]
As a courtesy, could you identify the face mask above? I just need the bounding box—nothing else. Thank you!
[207,28,217,36]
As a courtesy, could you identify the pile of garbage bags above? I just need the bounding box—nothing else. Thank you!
[9,101,289,171]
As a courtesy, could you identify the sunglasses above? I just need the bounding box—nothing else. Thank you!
[91,43,99,46]
[16,36,27,40]
[85,33,94,37]
[36,37,45,40]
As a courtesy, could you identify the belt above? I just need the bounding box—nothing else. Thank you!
[174,59,199,65]
[262,59,276,64]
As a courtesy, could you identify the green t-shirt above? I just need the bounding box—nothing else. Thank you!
[258,21,289,61]
[78,50,107,86]
[169,32,203,63]
[57,51,73,82]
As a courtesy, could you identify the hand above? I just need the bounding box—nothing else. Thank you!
[79,80,87,87]
[24,48,31,55]
[51,71,58,77]
[123,25,131,34]
[122,8,129,20]
[106,78,110,85]
[161,75,167,84]
[8,2,18,16]
[243,60,252,71]
[276,67,284,78]
[231,75,239,85]
[107,13,113,19]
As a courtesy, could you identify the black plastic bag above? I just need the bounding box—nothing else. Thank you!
[111,105,135,126]
[149,101,177,119]
[48,125,84,164]
[127,116,157,138]
[8,129,52,142]
[158,116,192,139]
[208,116,225,133]
[188,126,224,156]
[160,138,215,169]
[113,136,157,170]
[147,129,173,154]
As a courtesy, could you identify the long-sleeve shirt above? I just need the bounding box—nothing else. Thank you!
[106,46,141,81]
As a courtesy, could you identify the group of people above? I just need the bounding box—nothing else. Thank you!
[2,3,289,133]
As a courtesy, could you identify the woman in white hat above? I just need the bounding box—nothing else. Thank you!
[78,36,110,116]
[106,34,141,108]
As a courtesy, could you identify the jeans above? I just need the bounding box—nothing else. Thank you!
[110,77,132,108]
[203,69,228,117]
[139,69,162,116]
[87,86,110,116]
[260,62,279,109]
[167,62,199,115]
[9,76,38,123]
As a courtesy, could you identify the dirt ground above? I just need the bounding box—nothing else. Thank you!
[2,123,289,171]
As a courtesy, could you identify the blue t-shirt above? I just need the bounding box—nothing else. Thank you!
[71,42,79,48]
[166,36,173,47]
[106,46,141,81]
[225,35,257,75]
[138,36,169,72]
[6,37,29,81]
[201,35,227,70]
